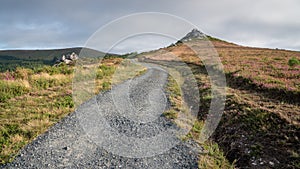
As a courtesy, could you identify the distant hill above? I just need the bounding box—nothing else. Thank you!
[0,47,112,71]
[0,47,107,61]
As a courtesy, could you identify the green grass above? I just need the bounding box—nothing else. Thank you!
[95,59,147,93]
[34,64,74,75]
[288,57,300,67]
[164,73,235,169]
[163,110,178,119]
[0,58,147,164]
[0,65,74,164]
[198,142,236,169]
[0,81,29,102]
[54,95,74,109]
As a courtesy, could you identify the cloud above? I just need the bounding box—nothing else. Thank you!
[0,0,299,52]
[110,34,176,54]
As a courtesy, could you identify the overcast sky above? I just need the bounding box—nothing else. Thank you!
[0,0,299,53]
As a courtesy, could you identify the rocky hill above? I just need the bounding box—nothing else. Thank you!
[179,29,206,42]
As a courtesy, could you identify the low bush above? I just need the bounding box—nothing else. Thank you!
[288,57,300,67]
[30,78,58,90]
[34,64,73,75]
[14,67,33,80]
[98,65,115,77]
[102,81,111,90]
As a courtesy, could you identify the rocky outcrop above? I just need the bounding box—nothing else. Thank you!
[179,29,205,42]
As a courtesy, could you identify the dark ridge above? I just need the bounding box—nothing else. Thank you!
[0,47,119,72]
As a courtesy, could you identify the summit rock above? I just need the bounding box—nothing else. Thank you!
[180,29,205,42]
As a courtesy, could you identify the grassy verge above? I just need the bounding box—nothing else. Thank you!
[0,58,146,164]
[164,74,235,169]
[0,64,74,164]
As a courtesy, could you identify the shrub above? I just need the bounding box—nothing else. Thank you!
[2,71,14,80]
[0,81,29,102]
[288,57,300,67]
[54,95,74,108]
[0,92,11,102]
[102,81,111,90]
[98,65,115,76]
[34,64,73,75]
[14,67,33,80]
[31,78,57,90]
[96,70,104,79]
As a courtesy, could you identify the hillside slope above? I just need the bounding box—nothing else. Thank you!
[0,47,107,71]
[139,34,300,168]
[0,47,106,60]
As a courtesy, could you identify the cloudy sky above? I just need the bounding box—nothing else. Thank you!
[0,0,299,53]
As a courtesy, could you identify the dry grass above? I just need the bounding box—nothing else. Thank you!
[0,74,73,163]
[0,57,146,164]
[152,40,300,94]
[138,38,300,168]
[153,39,300,168]
[162,65,234,168]
[111,59,147,85]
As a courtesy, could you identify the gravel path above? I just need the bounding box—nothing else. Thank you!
[3,62,201,169]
